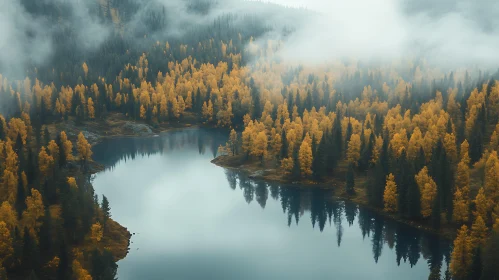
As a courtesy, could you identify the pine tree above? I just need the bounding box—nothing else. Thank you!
[312,133,327,181]
[345,163,355,196]
[468,247,482,280]
[101,195,111,227]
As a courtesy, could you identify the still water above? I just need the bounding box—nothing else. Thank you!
[92,128,451,280]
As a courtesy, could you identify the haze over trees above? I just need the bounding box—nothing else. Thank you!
[0,0,498,279]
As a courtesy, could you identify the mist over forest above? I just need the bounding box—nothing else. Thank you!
[1,0,499,279]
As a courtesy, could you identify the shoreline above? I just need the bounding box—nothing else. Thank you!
[211,155,456,241]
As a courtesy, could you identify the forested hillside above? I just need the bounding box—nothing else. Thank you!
[0,0,498,279]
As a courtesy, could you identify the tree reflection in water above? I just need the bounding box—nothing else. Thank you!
[92,128,452,278]
[225,169,452,277]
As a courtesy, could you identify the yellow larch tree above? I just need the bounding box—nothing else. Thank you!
[47,140,59,162]
[484,151,499,210]
[72,259,92,280]
[38,147,54,180]
[87,97,95,119]
[443,133,458,164]
[384,174,398,213]
[415,167,437,218]
[407,127,423,161]
[473,188,488,220]
[0,202,17,231]
[298,135,313,176]
[140,105,146,120]
[7,118,27,144]
[450,225,473,279]
[77,132,93,163]
[22,189,45,230]
[60,131,73,161]
[390,129,408,158]
[251,131,267,162]
[1,170,17,205]
[470,215,488,247]
[346,133,361,166]
[90,222,104,243]
[452,188,469,224]
[0,222,13,265]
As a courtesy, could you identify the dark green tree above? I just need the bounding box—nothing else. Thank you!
[346,163,355,195]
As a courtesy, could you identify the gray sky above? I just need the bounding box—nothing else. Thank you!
[250,0,499,68]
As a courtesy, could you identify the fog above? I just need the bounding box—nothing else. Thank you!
[0,0,497,78]
[0,0,109,78]
[256,0,499,69]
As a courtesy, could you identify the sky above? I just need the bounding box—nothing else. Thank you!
[249,0,499,68]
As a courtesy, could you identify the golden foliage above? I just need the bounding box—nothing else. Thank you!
[470,215,488,247]
[415,167,437,218]
[77,132,93,162]
[0,202,17,231]
[90,222,104,243]
[453,188,469,224]
[38,147,54,179]
[384,174,398,213]
[0,222,13,264]
[298,134,313,176]
[346,133,361,166]
[60,131,73,161]
[22,189,45,230]
[450,225,473,279]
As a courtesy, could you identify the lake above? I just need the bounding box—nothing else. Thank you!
[92,128,451,280]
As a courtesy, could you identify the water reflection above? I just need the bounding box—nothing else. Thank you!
[92,128,451,280]
[224,169,451,276]
[92,128,228,170]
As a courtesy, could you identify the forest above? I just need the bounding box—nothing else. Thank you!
[0,0,498,279]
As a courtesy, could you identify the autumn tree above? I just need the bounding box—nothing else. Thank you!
[0,222,12,265]
[59,131,73,165]
[298,135,313,176]
[450,225,473,279]
[77,132,93,165]
[453,188,469,224]
[22,189,45,230]
[384,173,398,213]
[346,133,361,166]
[90,222,104,243]
[474,188,488,220]
[87,97,95,119]
[38,146,54,180]
[415,167,437,218]
[470,215,488,247]
[251,131,268,163]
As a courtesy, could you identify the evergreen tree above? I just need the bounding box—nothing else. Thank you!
[102,195,111,227]
[57,237,71,280]
[469,247,482,280]
[280,129,288,160]
[312,133,327,181]
[346,163,355,196]
[359,132,374,171]
[22,227,40,274]
[291,145,301,180]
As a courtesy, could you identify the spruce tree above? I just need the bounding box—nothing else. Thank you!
[101,195,111,226]
[312,134,327,181]
[346,163,355,195]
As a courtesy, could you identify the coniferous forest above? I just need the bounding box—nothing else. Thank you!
[0,0,498,279]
